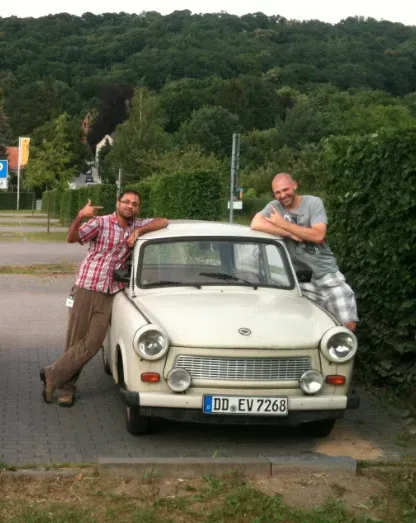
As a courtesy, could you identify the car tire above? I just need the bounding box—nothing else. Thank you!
[305,419,336,438]
[117,356,153,436]
[125,405,152,435]
[102,348,111,375]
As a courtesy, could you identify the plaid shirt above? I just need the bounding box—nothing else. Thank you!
[76,213,153,294]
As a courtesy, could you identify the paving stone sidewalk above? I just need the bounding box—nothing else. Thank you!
[0,275,415,466]
[0,345,414,465]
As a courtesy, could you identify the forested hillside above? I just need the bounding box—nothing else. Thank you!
[1,11,416,187]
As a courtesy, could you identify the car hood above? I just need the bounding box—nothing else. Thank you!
[135,289,335,348]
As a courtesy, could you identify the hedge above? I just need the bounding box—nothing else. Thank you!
[42,185,117,224]
[326,127,416,387]
[42,170,222,223]
[126,170,223,220]
[0,192,34,210]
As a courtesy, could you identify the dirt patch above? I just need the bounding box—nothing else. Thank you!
[252,470,384,513]
[0,468,385,518]
[313,424,384,460]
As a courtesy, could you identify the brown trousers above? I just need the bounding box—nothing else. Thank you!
[48,286,114,393]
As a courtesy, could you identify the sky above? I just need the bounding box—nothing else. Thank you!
[0,0,415,26]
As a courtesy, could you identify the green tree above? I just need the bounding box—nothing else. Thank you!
[240,128,283,169]
[150,144,226,176]
[31,115,91,175]
[5,79,81,137]
[24,114,77,232]
[0,107,12,158]
[280,86,416,147]
[176,105,241,158]
[105,87,173,182]
[159,77,216,133]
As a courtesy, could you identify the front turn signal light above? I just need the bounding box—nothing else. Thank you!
[141,372,160,383]
[326,375,346,386]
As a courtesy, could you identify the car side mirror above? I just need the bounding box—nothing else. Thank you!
[113,268,130,284]
[296,269,313,283]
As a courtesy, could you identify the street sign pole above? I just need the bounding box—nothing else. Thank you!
[116,169,122,199]
[17,137,21,210]
[228,133,240,223]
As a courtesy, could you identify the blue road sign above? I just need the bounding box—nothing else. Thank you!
[0,160,8,178]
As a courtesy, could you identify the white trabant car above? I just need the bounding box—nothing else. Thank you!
[102,220,359,436]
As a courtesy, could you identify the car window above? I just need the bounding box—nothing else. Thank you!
[139,239,293,289]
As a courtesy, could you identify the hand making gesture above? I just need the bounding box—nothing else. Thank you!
[78,199,103,219]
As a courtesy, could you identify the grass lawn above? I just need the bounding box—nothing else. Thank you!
[0,263,77,275]
[0,465,415,522]
[0,210,44,215]
[0,221,59,226]
[0,231,67,241]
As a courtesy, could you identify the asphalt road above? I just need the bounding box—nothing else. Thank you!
[0,241,87,265]
[0,237,414,465]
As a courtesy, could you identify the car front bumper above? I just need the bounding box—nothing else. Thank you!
[120,389,360,425]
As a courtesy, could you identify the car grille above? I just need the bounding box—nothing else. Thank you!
[174,355,311,381]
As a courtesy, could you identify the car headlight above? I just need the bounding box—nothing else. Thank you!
[299,370,324,395]
[167,368,192,392]
[133,325,169,361]
[320,327,357,363]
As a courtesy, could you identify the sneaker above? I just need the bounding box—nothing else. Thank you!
[40,368,55,404]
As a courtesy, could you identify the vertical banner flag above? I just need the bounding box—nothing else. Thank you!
[20,137,30,166]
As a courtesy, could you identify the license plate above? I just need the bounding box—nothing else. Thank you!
[203,395,288,416]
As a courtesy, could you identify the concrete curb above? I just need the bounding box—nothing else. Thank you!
[98,454,357,478]
[0,468,90,477]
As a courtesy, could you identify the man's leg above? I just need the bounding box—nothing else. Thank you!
[322,273,358,332]
[301,273,358,331]
[299,280,326,308]
[42,287,114,403]
[59,286,93,400]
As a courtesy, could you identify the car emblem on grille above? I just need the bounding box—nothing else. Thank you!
[238,328,251,336]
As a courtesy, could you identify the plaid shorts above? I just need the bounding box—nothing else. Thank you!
[300,271,358,324]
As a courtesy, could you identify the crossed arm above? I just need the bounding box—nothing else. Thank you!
[251,207,327,244]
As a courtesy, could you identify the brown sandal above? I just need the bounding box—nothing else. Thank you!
[40,369,55,404]
[57,392,75,408]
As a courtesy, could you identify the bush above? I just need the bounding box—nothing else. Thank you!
[0,192,34,210]
[326,127,416,387]
[241,195,272,221]
[150,170,222,220]
[42,189,62,217]
[42,185,117,224]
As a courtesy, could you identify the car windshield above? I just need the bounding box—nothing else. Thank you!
[138,238,294,289]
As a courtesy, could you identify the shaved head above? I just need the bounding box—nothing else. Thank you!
[271,172,300,209]
[272,173,296,186]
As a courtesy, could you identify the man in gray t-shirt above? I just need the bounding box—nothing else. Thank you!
[251,173,358,331]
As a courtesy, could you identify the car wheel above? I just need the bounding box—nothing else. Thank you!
[305,419,336,438]
[117,357,153,436]
[101,348,111,375]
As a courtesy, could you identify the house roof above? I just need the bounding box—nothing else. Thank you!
[5,147,23,171]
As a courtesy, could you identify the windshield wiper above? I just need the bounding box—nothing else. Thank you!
[143,280,201,289]
[199,272,258,289]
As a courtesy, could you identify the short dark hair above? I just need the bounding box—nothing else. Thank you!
[118,190,141,202]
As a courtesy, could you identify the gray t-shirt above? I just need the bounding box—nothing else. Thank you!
[260,196,339,279]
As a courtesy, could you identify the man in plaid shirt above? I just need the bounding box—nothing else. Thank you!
[251,173,358,332]
[40,190,168,407]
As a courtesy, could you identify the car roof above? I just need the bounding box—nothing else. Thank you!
[139,219,283,241]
